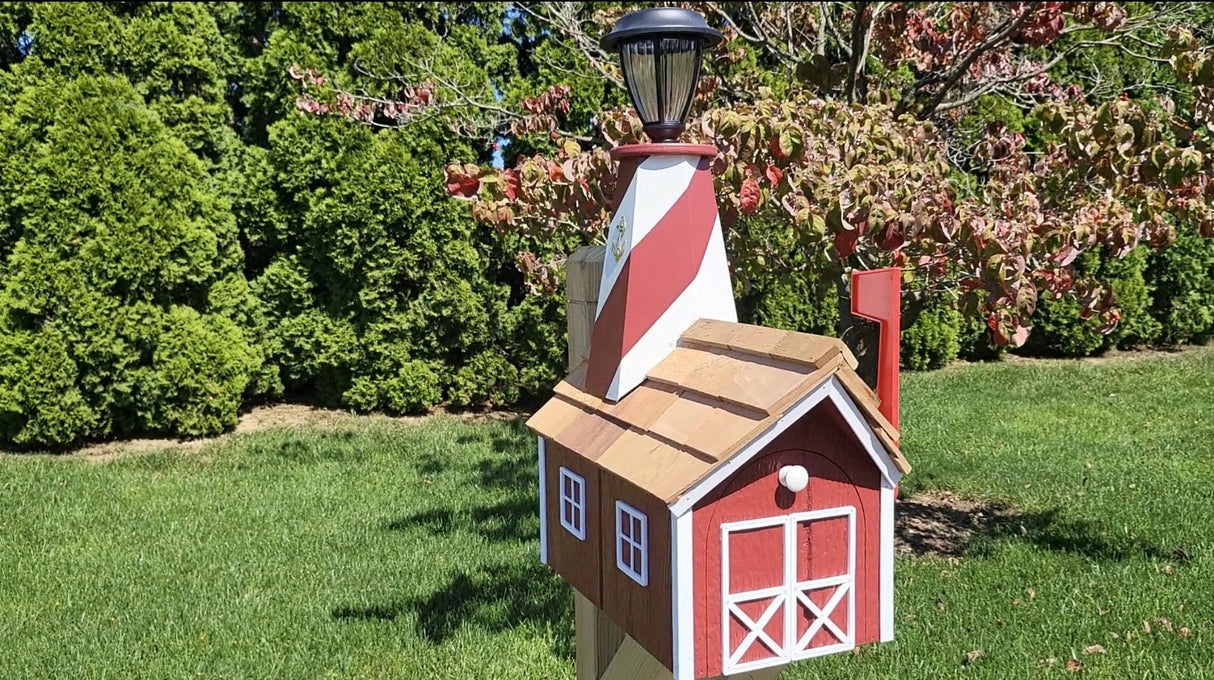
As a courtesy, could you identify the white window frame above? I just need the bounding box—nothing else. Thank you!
[558,467,586,540]
[615,501,649,587]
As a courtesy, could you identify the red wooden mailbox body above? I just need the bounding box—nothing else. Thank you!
[530,320,909,679]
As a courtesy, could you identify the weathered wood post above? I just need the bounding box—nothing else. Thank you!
[566,245,629,679]
[566,246,605,372]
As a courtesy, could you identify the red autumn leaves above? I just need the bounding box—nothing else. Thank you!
[739,178,760,215]
[439,90,1210,346]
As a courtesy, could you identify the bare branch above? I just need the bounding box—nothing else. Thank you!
[327,56,597,143]
[857,2,890,103]
[513,2,622,87]
[702,3,766,45]
[822,4,852,58]
[785,4,795,59]
[911,2,1042,117]
[745,1,801,64]
[932,25,1180,115]
[816,4,829,57]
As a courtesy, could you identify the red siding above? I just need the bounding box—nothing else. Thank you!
[691,401,882,677]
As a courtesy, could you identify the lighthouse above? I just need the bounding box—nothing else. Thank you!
[585,144,737,401]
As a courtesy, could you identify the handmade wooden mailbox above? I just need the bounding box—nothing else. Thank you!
[527,8,910,680]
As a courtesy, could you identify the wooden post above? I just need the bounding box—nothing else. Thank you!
[567,246,628,679]
[566,246,605,371]
[565,245,782,680]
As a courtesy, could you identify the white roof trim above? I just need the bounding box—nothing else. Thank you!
[670,376,902,516]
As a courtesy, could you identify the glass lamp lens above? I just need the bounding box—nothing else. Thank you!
[657,37,700,123]
[619,37,702,141]
[621,40,659,123]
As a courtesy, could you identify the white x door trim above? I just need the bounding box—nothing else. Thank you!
[721,506,856,674]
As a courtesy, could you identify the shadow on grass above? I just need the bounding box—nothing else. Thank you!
[331,561,574,660]
[384,494,538,543]
[897,493,1180,562]
[336,416,574,659]
[410,416,533,483]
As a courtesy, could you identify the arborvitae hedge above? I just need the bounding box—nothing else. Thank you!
[1148,225,1214,346]
[0,76,263,445]
[901,300,963,371]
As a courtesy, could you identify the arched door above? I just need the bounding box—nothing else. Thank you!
[695,444,874,677]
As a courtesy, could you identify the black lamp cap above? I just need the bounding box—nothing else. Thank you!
[600,7,723,51]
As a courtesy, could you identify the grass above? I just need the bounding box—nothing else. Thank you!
[1,348,1212,679]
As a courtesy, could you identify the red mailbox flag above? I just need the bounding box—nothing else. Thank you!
[850,268,901,432]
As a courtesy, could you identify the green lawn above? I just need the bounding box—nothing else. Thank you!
[1,349,1212,679]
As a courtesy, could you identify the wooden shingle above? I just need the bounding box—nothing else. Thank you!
[872,426,911,475]
[679,319,743,350]
[705,354,817,415]
[681,319,790,359]
[595,431,713,502]
[645,392,766,462]
[551,411,627,462]
[768,332,844,367]
[526,395,587,441]
[645,346,725,391]
[554,378,680,434]
[760,353,847,417]
[649,347,820,416]
[834,367,899,442]
[606,384,682,431]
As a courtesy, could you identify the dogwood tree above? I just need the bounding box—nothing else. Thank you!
[295,2,1214,347]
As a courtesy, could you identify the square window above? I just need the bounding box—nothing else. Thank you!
[615,501,648,587]
[558,467,586,541]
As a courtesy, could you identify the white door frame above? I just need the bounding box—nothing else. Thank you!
[720,506,856,674]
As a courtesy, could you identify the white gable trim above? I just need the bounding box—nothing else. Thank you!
[670,376,903,516]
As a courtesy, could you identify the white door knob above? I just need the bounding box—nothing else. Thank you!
[779,465,809,493]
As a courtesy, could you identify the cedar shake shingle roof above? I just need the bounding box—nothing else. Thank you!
[527,320,910,503]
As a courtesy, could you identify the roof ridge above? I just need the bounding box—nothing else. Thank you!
[680,319,858,370]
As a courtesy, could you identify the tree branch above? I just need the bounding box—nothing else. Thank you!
[932,26,1180,115]
[823,4,853,58]
[513,2,622,87]
[913,2,1041,117]
[745,1,802,65]
[332,58,597,143]
[844,1,869,103]
[816,4,829,57]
